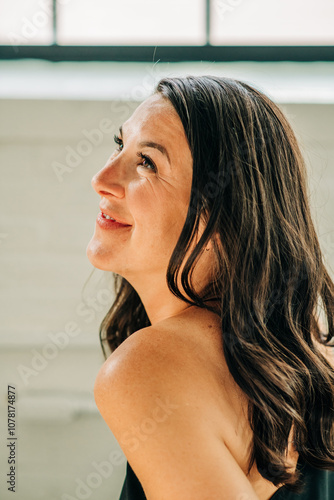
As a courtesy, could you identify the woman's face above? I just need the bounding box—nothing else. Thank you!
[86,94,193,282]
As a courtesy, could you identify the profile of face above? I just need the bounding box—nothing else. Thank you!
[86,94,193,285]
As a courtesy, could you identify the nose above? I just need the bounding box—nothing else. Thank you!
[91,156,125,199]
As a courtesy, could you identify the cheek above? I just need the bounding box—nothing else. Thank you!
[128,179,189,242]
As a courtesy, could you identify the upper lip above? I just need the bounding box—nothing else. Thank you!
[99,206,131,226]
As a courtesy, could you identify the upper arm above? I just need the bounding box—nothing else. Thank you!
[94,327,259,500]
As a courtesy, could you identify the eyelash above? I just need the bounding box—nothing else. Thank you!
[113,135,157,173]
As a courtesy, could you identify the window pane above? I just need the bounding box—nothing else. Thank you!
[57,0,205,45]
[211,0,334,45]
[0,0,53,45]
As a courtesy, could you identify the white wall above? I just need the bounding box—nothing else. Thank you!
[0,62,334,500]
[0,97,137,500]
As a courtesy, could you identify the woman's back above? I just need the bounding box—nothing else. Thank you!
[117,303,334,499]
[158,307,301,499]
[98,305,301,500]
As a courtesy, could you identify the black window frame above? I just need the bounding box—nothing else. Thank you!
[1,0,334,62]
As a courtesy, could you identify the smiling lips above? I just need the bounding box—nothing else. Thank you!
[97,211,132,230]
[102,213,116,221]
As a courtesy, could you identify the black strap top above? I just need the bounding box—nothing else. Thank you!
[119,461,146,500]
[118,458,334,500]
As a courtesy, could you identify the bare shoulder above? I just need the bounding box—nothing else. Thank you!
[93,309,262,500]
[94,316,218,417]
[94,307,231,418]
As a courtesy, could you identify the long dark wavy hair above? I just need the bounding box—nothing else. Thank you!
[99,76,334,492]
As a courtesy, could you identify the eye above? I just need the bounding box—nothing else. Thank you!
[113,134,123,151]
[113,134,157,173]
[137,153,157,173]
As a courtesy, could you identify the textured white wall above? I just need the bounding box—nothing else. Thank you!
[0,98,138,500]
[0,91,333,499]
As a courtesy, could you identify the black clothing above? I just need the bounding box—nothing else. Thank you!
[119,461,146,500]
[119,458,334,499]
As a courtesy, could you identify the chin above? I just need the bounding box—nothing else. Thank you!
[86,238,115,272]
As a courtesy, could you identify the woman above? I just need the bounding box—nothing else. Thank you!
[87,76,334,500]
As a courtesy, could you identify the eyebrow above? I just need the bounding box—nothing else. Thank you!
[119,125,170,164]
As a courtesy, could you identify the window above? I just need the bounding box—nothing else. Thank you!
[0,0,54,45]
[58,0,205,45]
[0,0,333,61]
[211,0,334,46]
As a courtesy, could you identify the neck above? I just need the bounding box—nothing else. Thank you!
[125,272,194,326]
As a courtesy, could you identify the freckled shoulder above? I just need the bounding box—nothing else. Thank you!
[93,323,262,500]
[93,308,233,414]
[93,323,206,414]
[93,309,246,438]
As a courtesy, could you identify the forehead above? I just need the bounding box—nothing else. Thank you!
[123,94,186,142]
